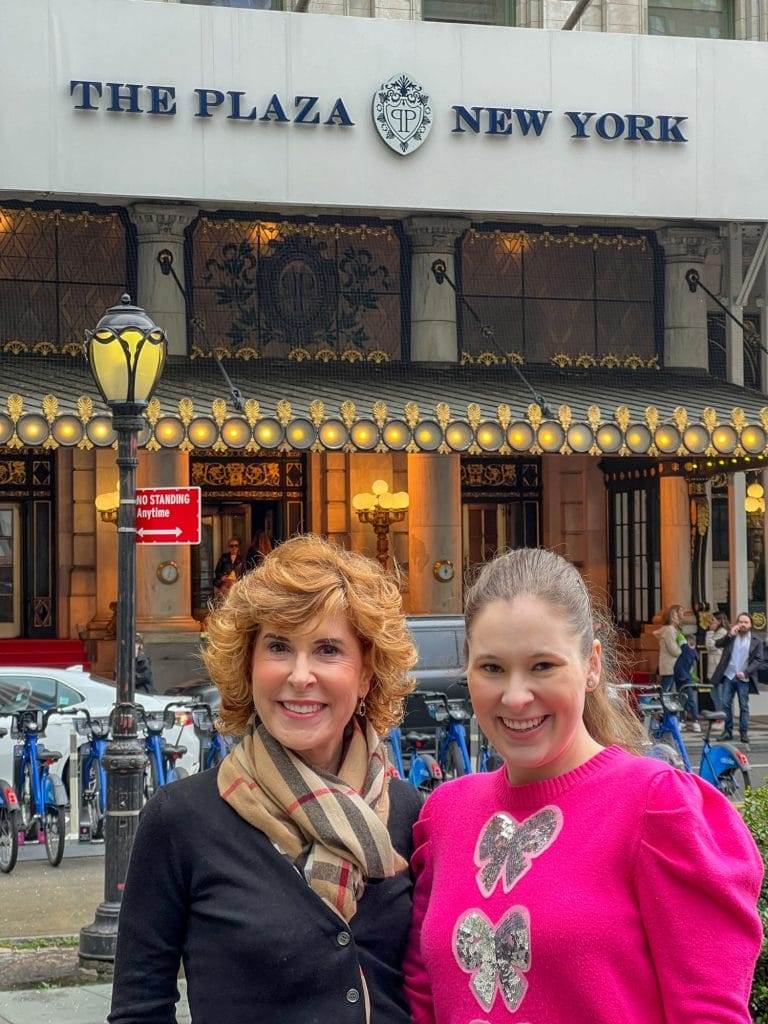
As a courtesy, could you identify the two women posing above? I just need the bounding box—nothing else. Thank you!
[109,538,762,1024]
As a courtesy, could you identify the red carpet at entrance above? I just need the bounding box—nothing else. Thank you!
[0,640,90,670]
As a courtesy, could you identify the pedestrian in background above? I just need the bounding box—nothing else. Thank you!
[244,528,273,572]
[109,535,420,1024]
[710,611,762,747]
[705,611,729,710]
[213,536,244,602]
[405,548,762,1024]
[134,634,155,696]
[653,604,699,728]
[673,634,700,733]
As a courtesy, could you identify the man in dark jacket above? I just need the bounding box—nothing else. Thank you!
[711,611,763,746]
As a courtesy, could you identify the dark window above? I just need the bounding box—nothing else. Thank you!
[0,206,132,352]
[708,313,761,391]
[607,477,660,635]
[648,0,732,38]
[189,216,404,360]
[411,629,461,670]
[711,495,729,561]
[423,0,515,24]
[459,229,659,363]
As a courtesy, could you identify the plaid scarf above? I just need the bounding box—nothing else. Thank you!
[218,719,407,922]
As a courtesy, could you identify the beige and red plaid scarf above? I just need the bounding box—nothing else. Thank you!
[218,719,407,922]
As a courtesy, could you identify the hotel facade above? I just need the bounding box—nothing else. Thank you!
[0,0,767,680]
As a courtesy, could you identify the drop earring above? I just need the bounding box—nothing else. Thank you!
[357,698,367,717]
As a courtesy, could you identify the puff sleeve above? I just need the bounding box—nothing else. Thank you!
[635,770,763,1024]
[403,795,437,1024]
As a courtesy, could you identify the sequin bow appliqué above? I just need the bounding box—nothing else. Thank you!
[474,807,563,897]
[453,906,531,1013]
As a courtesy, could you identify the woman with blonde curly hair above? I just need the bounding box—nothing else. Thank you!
[109,534,421,1024]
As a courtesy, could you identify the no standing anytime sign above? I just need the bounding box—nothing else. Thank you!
[135,486,201,545]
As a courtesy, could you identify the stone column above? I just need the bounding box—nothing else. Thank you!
[728,473,750,618]
[403,216,470,362]
[135,449,201,690]
[407,454,462,614]
[656,227,720,370]
[724,222,745,386]
[130,204,198,356]
[659,475,692,612]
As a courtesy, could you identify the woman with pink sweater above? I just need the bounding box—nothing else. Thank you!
[404,548,762,1024]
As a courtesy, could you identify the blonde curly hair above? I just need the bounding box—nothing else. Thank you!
[203,534,417,737]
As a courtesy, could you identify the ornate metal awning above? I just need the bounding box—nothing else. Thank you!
[1,357,768,460]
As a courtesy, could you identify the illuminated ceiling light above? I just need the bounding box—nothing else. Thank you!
[318,419,349,450]
[86,415,117,447]
[566,424,593,453]
[154,416,186,449]
[741,426,766,454]
[286,418,316,450]
[712,425,738,454]
[188,416,218,449]
[538,422,565,453]
[221,417,250,449]
[51,415,84,447]
[15,414,50,446]
[413,420,442,452]
[507,422,534,452]
[248,221,280,246]
[747,481,765,500]
[625,425,651,454]
[682,425,709,455]
[349,420,379,451]
[596,424,623,453]
[254,417,284,450]
[476,421,504,452]
[0,210,13,234]
[445,421,473,452]
[0,414,13,445]
[382,420,410,451]
[654,425,681,455]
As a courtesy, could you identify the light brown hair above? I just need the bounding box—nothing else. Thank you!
[662,604,685,625]
[203,534,417,737]
[464,547,646,754]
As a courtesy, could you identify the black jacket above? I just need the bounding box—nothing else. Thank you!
[108,766,422,1024]
[711,631,764,694]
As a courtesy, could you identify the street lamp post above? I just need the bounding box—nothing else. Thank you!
[352,480,409,569]
[79,295,167,965]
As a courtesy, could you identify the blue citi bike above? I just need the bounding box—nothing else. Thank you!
[420,691,474,779]
[632,683,751,801]
[163,699,233,773]
[136,705,190,799]
[74,708,111,841]
[385,725,443,791]
[0,708,72,866]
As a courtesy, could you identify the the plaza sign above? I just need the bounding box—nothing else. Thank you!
[2,0,766,220]
[69,79,689,148]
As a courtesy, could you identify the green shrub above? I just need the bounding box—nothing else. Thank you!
[742,786,768,1022]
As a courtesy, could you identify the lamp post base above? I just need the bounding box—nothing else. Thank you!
[79,902,122,965]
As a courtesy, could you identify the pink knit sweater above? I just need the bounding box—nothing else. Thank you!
[404,746,763,1024]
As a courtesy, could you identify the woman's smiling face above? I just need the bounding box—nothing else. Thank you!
[467,596,602,785]
[251,614,372,774]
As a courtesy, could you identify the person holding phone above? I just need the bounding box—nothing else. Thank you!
[710,611,763,747]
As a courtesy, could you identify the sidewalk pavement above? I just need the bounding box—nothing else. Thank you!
[0,981,190,1024]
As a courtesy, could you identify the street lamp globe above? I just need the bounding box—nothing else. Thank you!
[84,294,167,408]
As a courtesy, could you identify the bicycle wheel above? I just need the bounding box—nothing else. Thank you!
[83,762,105,840]
[144,755,161,801]
[43,807,65,867]
[0,806,18,874]
[19,764,36,840]
[717,767,751,803]
[445,742,468,779]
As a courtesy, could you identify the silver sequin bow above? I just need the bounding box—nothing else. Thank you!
[454,907,531,1012]
[475,807,562,896]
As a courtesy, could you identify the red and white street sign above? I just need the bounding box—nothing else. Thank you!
[135,487,201,545]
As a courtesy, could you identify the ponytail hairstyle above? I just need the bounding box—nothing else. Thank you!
[464,547,646,754]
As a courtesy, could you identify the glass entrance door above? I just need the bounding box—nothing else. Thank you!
[0,505,21,638]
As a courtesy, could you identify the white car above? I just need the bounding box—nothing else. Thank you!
[0,666,198,794]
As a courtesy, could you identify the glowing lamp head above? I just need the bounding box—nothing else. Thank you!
[84,294,167,407]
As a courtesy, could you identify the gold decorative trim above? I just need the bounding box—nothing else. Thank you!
[2,392,768,462]
[466,228,648,252]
